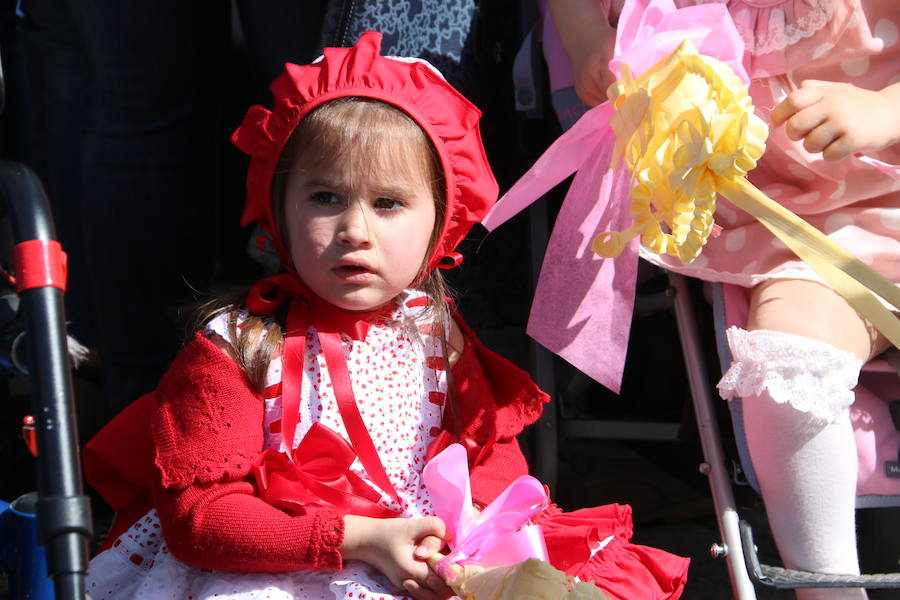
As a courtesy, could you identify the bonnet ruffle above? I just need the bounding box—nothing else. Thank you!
[231,31,498,272]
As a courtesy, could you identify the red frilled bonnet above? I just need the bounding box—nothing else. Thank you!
[231,30,498,272]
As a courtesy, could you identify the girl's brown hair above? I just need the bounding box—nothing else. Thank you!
[197,98,455,400]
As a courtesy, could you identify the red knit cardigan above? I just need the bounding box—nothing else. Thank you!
[84,317,548,573]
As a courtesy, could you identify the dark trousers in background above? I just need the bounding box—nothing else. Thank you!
[21,0,327,417]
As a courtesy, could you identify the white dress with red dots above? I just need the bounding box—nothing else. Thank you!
[86,289,448,600]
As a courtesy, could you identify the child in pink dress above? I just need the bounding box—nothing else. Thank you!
[81,31,690,600]
[546,1,900,598]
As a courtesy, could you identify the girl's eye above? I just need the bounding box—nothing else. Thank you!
[374,197,404,211]
[310,191,342,205]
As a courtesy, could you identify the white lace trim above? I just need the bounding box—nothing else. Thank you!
[694,0,838,56]
[749,0,835,56]
[716,326,863,422]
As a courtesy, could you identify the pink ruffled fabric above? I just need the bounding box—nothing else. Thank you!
[677,0,857,77]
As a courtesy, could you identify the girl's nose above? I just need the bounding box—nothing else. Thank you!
[336,202,372,247]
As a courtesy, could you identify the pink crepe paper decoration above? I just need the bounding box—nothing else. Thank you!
[423,444,550,576]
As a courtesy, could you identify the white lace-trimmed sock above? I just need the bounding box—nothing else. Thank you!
[718,327,867,600]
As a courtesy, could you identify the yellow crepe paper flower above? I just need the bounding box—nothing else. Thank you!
[592,39,767,264]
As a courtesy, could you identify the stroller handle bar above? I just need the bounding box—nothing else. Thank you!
[0,161,91,600]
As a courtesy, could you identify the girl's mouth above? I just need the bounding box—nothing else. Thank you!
[333,264,374,281]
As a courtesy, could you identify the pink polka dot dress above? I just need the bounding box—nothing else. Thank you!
[86,290,448,600]
[643,0,900,293]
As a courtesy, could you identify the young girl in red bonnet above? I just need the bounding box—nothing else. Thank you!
[83,31,688,600]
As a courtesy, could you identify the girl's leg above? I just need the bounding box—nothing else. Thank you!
[747,279,883,361]
[726,279,889,600]
[742,384,862,600]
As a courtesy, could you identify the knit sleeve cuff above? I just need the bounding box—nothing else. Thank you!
[302,509,346,571]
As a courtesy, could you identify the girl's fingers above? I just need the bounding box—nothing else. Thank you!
[422,516,446,537]
[785,105,828,141]
[426,574,455,598]
[412,517,446,558]
[821,134,854,162]
[414,535,444,559]
[409,516,445,537]
[403,579,440,600]
[771,87,824,127]
[801,120,840,155]
[402,576,454,600]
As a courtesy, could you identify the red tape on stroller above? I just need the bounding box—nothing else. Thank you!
[12,240,67,292]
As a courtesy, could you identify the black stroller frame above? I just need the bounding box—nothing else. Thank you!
[0,161,92,600]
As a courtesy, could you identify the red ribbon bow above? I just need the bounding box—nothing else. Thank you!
[247,274,402,507]
[253,422,398,517]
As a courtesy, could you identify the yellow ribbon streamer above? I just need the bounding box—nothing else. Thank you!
[718,177,900,348]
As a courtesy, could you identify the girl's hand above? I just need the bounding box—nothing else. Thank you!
[570,32,617,107]
[771,80,900,162]
[341,515,454,600]
[547,0,618,107]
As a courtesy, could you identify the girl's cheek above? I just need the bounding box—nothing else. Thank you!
[300,221,334,245]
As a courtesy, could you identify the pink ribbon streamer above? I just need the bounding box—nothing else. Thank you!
[423,444,550,576]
